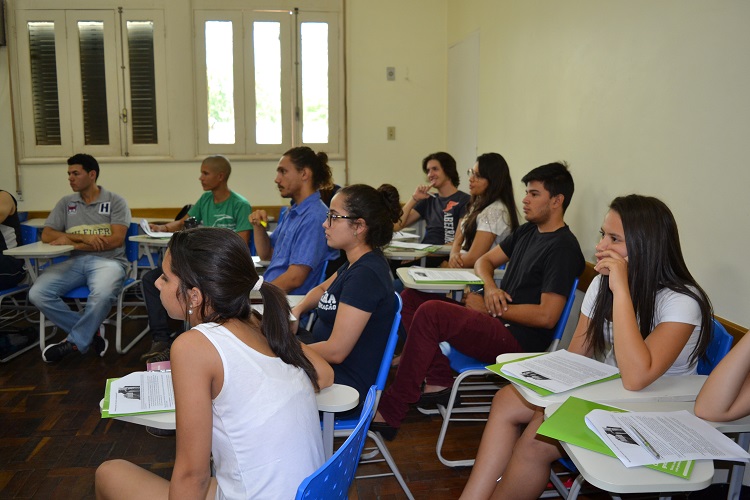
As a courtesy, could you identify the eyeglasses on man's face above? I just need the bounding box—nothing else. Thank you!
[326,211,357,225]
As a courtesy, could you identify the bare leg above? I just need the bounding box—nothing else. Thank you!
[490,411,564,500]
[96,459,217,500]
[459,386,538,500]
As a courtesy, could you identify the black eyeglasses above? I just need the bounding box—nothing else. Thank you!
[326,211,357,225]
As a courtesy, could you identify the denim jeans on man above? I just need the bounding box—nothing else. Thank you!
[29,255,127,353]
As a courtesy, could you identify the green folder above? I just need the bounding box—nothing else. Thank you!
[537,396,694,479]
[485,354,621,396]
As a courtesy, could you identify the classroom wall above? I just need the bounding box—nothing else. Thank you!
[0,0,447,210]
[446,0,750,326]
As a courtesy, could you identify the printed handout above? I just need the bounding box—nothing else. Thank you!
[102,371,175,417]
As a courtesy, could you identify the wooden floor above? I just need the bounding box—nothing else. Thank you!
[0,308,739,499]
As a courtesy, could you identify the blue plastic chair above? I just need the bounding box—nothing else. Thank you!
[428,278,580,467]
[39,222,150,355]
[296,386,377,499]
[330,292,414,499]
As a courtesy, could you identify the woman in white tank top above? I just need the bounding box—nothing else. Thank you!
[96,227,333,499]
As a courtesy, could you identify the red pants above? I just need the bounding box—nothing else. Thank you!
[378,289,523,428]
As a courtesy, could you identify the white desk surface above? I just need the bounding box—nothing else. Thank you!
[251,294,304,315]
[3,241,74,257]
[544,401,715,494]
[384,247,430,260]
[21,218,47,228]
[129,234,171,247]
[495,353,707,407]
[396,266,472,292]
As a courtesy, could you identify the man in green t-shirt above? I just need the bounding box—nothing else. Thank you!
[141,156,252,363]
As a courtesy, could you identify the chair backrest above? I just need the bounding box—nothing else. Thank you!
[296,385,377,499]
[547,277,580,352]
[697,319,734,375]
[374,292,403,392]
[125,222,142,278]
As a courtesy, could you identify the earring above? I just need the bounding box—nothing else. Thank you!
[188,308,193,315]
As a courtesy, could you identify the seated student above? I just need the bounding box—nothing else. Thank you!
[291,184,402,404]
[695,330,750,422]
[95,228,333,500]
[30,154,130,362]
[249,147,339,295]
[393,152,470,267]
[140,155,251,364]
[460,194,714,500]
[372,163,585,438]
[0,190,27,289]
[445,152,519,269]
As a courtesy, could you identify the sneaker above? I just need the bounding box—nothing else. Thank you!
[145,347,170,364]
[146,426,176,438]
[140,340,170,362]
[93,326,108,358]
[42,340,78,363]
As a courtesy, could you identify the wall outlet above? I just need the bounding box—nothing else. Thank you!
[387,126,396,140]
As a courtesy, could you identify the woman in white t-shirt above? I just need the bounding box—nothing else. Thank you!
[446,152,520,269]
[95,228,333,500]
[460,194,713,500]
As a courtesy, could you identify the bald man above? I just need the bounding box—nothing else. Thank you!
[141,155,252,363]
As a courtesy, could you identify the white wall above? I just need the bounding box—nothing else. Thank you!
[447,0,750,326]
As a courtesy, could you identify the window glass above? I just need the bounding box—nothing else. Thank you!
[78,21,109,145]
[28,21,61,146]
[127,21,158,144]
[300,22,328,143]
[253,21,282,145]
[205,21,235,145]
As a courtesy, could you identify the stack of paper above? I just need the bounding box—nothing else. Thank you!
[140,218,173,238]
[101,371,175,418]
[486,350,620,395]
[406,268,483,284]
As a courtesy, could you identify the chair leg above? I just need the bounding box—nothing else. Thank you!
[566,474,585,500]
[114,283,149,354]
[367,430,415,500]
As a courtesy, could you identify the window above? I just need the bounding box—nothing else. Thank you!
[12,6,168,159]
[194,6,343,156]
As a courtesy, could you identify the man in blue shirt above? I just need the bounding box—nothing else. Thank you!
[249,147,339,295]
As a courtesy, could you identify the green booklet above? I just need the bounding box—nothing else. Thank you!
[485,353,621,396]
[537,396,694,479]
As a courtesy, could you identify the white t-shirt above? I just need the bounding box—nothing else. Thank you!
[460,200,512,252]
[193,322,324,499]
[581,274,702,375]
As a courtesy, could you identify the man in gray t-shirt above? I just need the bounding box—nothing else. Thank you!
[29,154,131,363]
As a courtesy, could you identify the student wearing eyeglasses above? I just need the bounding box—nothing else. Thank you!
[249,147,339,295]
[290,184,402,405]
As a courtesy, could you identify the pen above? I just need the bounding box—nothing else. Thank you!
[630,425,662,460]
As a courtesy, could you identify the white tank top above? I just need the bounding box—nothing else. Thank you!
[193,322,324,499]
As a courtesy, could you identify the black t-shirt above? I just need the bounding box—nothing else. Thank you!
[414,190,470,245]
[499,223,585,351]
[312,251,395,402]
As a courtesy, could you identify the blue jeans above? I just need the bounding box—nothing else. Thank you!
[29,255,128,353]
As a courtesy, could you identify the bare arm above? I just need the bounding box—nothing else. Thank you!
[290,273,336,333]
[0,191,15,223]
[150,214,188,233]
[269,264,311,293]
[451,230,496,269]
[695,331,750,421]
[307,303,372,364]
[169,331,216,500]
[393,185,431,231]
[447,221,466,268]
[300,343,335,389]
[566,313,593,356]
[249,210,272,260]
[42,223,128,252]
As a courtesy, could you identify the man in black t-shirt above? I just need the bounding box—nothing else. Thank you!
[374,162,585,435]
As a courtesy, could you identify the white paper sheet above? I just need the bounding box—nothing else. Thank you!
[500,350,619,393]
[140,218,173,238]
[585,409,750,467]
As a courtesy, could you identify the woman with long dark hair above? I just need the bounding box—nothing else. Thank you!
[292,184,403,404]
[96,228,333,499]
[446,153,519,269]
[460,194,713,499]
